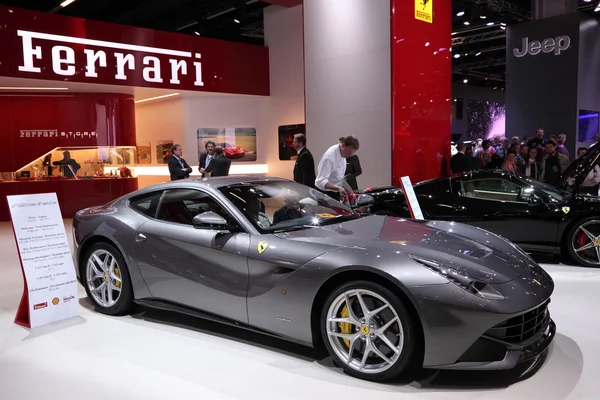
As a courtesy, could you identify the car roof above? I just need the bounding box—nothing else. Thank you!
[128,175,290,197]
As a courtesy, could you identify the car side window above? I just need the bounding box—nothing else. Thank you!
[156,189,234,227]
[129,191,163,218]
[460,179,528,203]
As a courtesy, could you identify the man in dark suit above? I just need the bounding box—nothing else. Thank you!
[168,144,193,181]
[205,146,231,177]
[198,140,216,177]
[451,142,470,174]
[344,155,362,190]
[292,133,316,188]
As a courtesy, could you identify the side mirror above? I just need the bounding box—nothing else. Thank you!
[192,211,228,228]
[352,194,375,208]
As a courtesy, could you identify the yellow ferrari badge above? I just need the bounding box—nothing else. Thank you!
[562,207,570,214]
[415,0,433,23]
[258,241,269,254]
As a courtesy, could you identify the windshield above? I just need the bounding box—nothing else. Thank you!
[516,175,571,202]
[218,180,359,233]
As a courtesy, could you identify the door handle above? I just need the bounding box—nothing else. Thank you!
[136,233,147,243]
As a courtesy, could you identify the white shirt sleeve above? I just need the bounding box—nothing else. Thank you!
[315,157,335,191]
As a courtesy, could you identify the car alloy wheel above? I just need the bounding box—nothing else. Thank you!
[321,281,418,381]
[83,243,133,315]
[569,219,600,267]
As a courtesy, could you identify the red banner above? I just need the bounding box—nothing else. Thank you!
[0,6,270,96]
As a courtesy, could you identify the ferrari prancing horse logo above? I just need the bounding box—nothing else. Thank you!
[562,206,570,214]
[258,241,269,254]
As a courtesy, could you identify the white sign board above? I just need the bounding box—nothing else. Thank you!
[7,193,79,329]
[400,176,424,220]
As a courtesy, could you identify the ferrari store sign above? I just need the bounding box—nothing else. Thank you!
[415,0,433,24]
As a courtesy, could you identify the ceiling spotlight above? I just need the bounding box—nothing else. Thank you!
[234,19,240,23]
[457,11,465,16]
[463,79,468,83]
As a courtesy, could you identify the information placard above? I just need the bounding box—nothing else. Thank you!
[7,193,79,329]
[400,176,424,220]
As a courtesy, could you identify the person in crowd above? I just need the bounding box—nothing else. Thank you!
[520,147,540,179]
[577,147,588,159]
[205,146,231,177]
[198,140,216,177]
[540,140,569,185]
[342,136,362,190]
[521,135,531,146]
[502,150,518,172]
[168,144,192,181]
[511,136,521,145]
[476,139,497,169]
[492,135,506,160]
[315,135,360,201]
[527,129,546,160]
[451,142,470,173]
[509,143,522,164]
[292,133,316,188]
[519,144,529,164]
[464,145,481,169]
[556,133,570,159]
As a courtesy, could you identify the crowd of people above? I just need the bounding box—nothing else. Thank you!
[451,129,600,195]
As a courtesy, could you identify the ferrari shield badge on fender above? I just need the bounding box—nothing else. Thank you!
[258,241,269,254]
[562,206,570,214]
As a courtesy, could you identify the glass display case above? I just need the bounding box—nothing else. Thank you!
[13,146,139,181]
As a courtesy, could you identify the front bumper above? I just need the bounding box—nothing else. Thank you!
[431,315,556,371]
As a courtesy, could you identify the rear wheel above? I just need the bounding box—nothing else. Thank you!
[566,217,600,268]
[82,242,134,315]
[321,281,419,382]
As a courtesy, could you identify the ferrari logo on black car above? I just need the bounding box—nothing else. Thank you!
[562,207,570,214]
[258,241,269,254]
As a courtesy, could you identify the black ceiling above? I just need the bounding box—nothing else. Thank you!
[1,0,599,89]
[0,0,270,45]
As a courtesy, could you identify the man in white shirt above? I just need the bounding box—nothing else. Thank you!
[315,135,360,200]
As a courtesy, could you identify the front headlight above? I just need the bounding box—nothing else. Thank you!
[410,256,505,301]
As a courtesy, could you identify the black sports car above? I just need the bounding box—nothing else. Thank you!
[364,143,600,268]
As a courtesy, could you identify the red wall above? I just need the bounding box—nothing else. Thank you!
[390,0,452,184]
[0,93,136,172]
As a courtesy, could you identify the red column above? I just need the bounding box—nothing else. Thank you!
[390,0,452,185]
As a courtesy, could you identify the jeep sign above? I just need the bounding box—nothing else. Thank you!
[513,35,571,58]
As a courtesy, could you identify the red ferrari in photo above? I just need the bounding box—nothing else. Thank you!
[218,142,245,158]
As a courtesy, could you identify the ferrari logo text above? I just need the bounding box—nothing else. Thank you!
[258,241,269,254]
[415,0,433,23]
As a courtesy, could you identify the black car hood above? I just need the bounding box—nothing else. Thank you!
[277,215,531,284]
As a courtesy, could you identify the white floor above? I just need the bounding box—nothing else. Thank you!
[0,220,599,400]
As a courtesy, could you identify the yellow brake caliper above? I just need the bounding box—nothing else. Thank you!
[114,267,122,288]
[339,300,354,348]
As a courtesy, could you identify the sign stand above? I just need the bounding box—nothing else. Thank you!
[399,176,425,220]
[7,192,79,329]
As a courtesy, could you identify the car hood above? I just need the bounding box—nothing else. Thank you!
[276,215,531,284]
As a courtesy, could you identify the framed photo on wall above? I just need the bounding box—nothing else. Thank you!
[278,123,306,161]
[156,140,173,164]
[197,128,257,162]
[136,142,151,164]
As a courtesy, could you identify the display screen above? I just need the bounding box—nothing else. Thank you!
[197,128,257,162]
[578,110,599,145]
[278,124,306,161]
[467,100,506,141]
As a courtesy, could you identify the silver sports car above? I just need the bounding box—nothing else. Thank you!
[73,176,556,382]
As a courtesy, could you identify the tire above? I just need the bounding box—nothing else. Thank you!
[565,216,600,268]
[81,242,134,315]
[320,280,419,382]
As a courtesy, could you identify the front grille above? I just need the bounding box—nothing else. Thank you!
[485,301,550,344]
